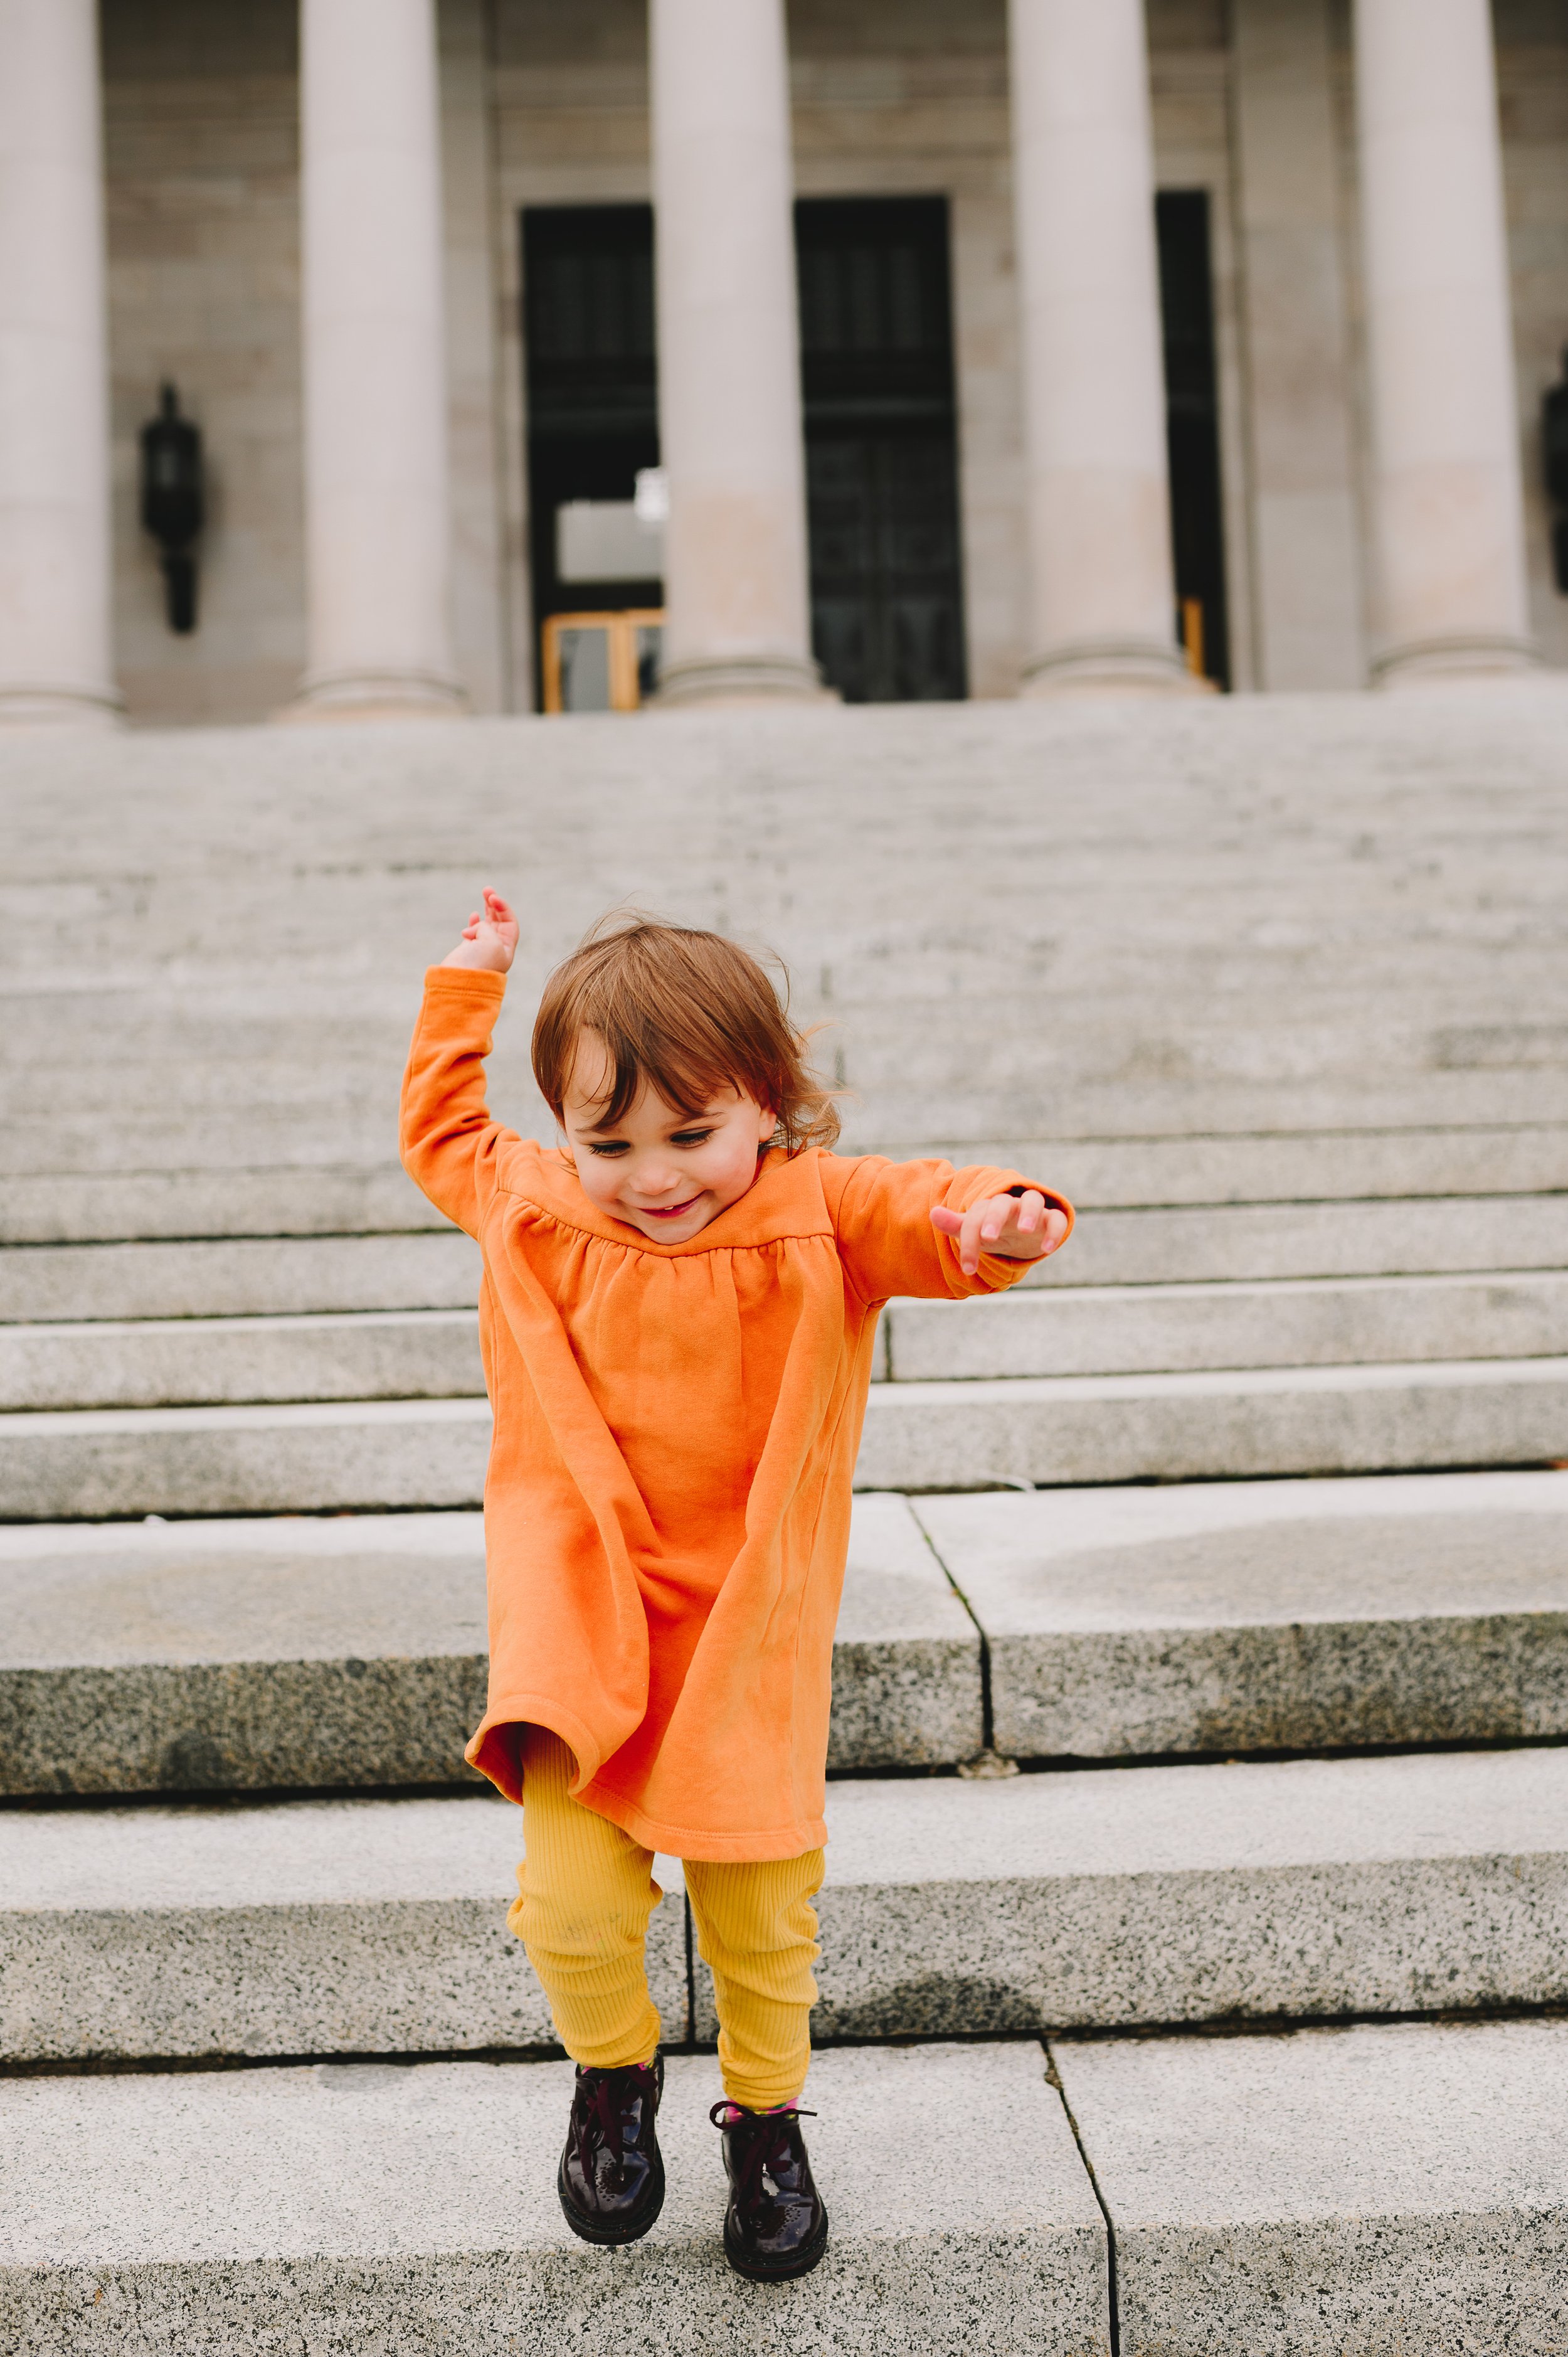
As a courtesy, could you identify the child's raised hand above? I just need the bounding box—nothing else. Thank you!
[931,1189,1069,1277]
[442,887,519,974]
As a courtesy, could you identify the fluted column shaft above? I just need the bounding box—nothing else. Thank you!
[648,0,820,704]
[0,0,118,725]
[1354,0,1535,683]
[1009,0,1191,693]
[292,0,462,716]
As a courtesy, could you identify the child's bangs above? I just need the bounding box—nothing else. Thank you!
[533,916,842,1152]
[576,996,761,1130]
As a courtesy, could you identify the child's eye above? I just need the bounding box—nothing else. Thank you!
[587,1140,631,1157]
[670,1128,715,1148]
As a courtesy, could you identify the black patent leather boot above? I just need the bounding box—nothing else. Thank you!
[557,2054,665,2245]
[710,2100,829,2281]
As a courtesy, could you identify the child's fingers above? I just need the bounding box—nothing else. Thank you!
[929,1205,963,1236]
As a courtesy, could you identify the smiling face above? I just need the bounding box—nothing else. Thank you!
[559,1027,777,1245]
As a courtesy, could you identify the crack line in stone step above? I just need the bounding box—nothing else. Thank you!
[905,1498,997,1756]
[1045,2039,1120,2357]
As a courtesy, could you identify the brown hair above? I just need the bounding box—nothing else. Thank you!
[532,914,840,1154]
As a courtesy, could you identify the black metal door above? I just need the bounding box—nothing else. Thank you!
[796,198,967,703]
[1157,190,1231,689]
[522,205,659,701]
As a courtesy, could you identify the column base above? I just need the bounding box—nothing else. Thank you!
[1371,634,1540,689]
[1020,638,1211,696]
[275,666,468,725]
[653,652,834,708]
[0,683,124,728]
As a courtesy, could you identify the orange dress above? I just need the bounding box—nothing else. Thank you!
[400,967,1073,1860]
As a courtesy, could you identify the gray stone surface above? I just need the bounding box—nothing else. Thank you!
[825,1493,982,1767]
[1054,2018,1568,2356]
[0,1306,484,1411]
[914,1471,1568,1755]
[0,1497,978,1792]
[20,1744,1564,2064]
[10,1127,1568,1247]
[0,1395,494,1518]
[0,1789,685,2061]
[0,2042,1109,2355]
[0,1511,490,1792]
[0,1163,435,1247]
[9,1354,1568,1520]
[856,1356,1568,1489]
[887,1269,1568,1380]
[1022,1190,1568,1286]
[0,1230,478,1322]
[4,1195,1559,1319]
[694,1747,1568,2041]
[6,692,1568,1213]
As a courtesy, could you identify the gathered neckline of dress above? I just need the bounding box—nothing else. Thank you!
[492,1138,838,1259]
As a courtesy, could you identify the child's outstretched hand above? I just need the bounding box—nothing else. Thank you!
[931,1189,1069,1277]
[442,887,519,974]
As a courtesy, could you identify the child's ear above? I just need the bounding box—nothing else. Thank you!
[756,1102,778,1144]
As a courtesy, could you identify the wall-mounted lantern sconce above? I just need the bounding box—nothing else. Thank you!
[1544,348,1568,596]
[139,383,204,632]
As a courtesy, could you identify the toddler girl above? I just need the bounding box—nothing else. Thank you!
[400,890,1072,2280]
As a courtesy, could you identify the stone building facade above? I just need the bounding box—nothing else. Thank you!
[3,0,1566,727]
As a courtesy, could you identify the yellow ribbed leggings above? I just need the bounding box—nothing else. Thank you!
[507,1728,822,2109]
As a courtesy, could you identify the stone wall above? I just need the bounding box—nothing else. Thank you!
[102,0,303,725]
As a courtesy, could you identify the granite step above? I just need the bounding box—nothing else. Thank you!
[8,1127,1568,1244]
[0,1494,979,1796]
[5,1746,1562,2063]
[0,2042,1108,2357]
[913,1469,1568,1758]
[6,1476,1566,1796]
[8,1072,1567,1177]
[5,1356,1568,1518]
[857,1355,1568,1489]
[0,1308,483,1413]
[1053,2016,1568,2357]
[704,1745,1568,2043]
[0,1231,481,1324]
[5,1189,1560,1325]
[886,1269,1568,1381]
[1024,1190,1568,1286]
[13,1266,1568,1413]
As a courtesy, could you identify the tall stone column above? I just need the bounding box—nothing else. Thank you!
[0,0,119,725]
[290,0,464,718]
[1354,0,1535,683]
[648,0,820,703]
[1009,0,1192,693]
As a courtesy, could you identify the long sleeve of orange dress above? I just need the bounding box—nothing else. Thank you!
[400,967,1074,1861]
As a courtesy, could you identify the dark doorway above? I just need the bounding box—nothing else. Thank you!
[795,197,967,703]
[1156,189,1229,688]
[521,205,659,703]
[520,196,968,706]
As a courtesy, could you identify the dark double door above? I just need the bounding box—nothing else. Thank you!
[522,194,967,705]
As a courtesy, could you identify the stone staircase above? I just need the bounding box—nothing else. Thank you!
[4,689,1568,2353]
